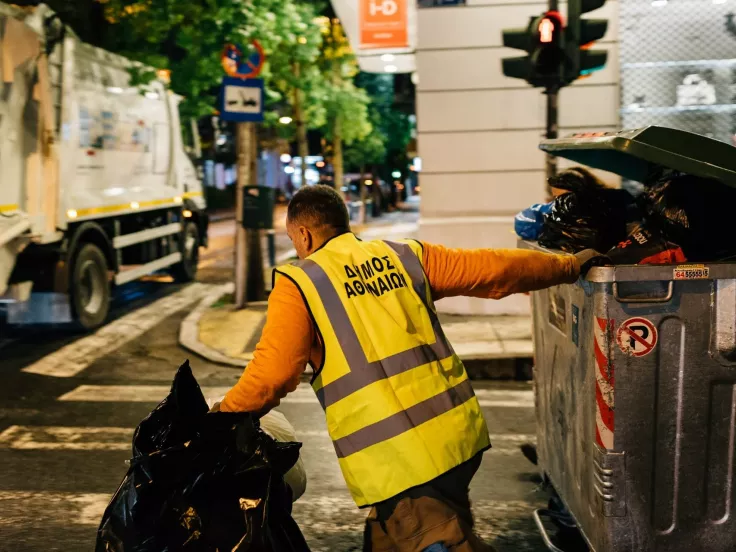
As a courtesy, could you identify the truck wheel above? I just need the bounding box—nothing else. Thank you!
[70,243,110,330]
[171,222,200,282]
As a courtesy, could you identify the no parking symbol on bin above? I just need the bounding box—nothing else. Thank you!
[616,317,658,357]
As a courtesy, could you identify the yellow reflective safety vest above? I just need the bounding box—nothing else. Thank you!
[275,233,490,507]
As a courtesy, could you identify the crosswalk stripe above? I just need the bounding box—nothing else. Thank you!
[0,425,133,451]
[0,491,111,526]
[57,383,533,408]
[22,283,220,378]
[0,491,537,532]
[0,424,535,452]
[56,384,229,403]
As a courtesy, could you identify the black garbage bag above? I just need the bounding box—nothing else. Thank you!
[605,224,687,265]
[641,173,736,261]
[96,360,310,552]
[538,167,638,253]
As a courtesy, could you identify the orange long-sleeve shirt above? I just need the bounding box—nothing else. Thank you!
[220,243,579,413]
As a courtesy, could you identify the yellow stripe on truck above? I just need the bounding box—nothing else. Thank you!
[68,191,204,220]
[0,204,19,213]
[72,198,184,219]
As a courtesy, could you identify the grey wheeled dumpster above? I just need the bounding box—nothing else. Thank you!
[525,126,736,552]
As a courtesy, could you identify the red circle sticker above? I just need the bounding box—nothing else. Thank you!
[616,317,658,357]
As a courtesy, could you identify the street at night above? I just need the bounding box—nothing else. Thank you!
[4,0,736,550]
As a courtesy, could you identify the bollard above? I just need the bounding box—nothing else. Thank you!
[267,229,276,267]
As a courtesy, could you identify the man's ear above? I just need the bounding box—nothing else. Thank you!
[299,225,312,251]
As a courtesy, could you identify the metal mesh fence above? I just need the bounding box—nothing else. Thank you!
[620,0,736,146]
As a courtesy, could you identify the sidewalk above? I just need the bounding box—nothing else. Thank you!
[180,214,534,379]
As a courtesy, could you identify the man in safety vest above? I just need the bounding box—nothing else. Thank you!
[218,185,603,551]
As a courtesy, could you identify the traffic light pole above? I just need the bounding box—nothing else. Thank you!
[544,0,559,195]
[544,86,558,194]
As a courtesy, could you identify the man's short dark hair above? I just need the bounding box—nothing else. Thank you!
[288,185,350,234]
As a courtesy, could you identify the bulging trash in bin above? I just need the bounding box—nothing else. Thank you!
[96,360,310,552]
[536,167,637,254]
[515,127,736,264]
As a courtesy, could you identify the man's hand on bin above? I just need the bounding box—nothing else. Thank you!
[575,249,610,276]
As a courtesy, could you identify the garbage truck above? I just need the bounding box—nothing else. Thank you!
[524,126,736,552]
[0,3,208,329]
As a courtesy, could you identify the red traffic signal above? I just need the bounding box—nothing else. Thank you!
[536,10,564,44]
[539,18,555,43]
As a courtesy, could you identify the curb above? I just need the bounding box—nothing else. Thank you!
[179,282,250,367]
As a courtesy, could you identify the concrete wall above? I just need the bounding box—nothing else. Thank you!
[416,0,620,315]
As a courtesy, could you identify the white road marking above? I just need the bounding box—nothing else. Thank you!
[0,425,534,456]
[58,385,235,403]
[0,425,133,451]
[0,491,111,526]
[0,491,538,533]
[22,283,216,378]
[58,383,533,408]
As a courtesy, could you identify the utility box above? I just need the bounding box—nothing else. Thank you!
[526,127,736,552]
[241,186,276,230]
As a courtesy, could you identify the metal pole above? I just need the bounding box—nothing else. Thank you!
[267,229,276,267]
[545,0,560,198]
[234,122,252,309]
[545,86,559,194]
[247,123,266,301]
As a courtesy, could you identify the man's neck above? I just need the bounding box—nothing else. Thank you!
[310,230,349,255]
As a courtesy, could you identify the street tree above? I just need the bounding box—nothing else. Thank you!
[319,16,372,194]
[97,0,258,121]
[356,72,413,192]
[251,0,326,187]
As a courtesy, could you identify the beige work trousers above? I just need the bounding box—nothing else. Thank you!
[364,495,496,552]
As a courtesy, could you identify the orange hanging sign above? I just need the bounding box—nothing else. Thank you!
[359,0,408,50]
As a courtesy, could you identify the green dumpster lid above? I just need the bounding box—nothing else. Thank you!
[539,126,736,188]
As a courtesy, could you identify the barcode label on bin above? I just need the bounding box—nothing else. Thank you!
[673,265,710,280]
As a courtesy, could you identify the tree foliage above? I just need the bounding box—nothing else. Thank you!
[15,0,409,174]
[347,73,412,174]
[98,0,255,120]
[244,0,326,133]
[318,17,372,145]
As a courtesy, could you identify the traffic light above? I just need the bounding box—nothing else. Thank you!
[566,0,608,82]
[501,11,566,88]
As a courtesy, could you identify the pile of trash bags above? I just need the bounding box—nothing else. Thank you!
[96,361,310,552]
[515,167,736,265]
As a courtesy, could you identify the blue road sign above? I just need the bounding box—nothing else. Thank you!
[218,77,264,123]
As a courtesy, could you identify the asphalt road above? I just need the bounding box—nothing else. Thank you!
[0,212,557,551]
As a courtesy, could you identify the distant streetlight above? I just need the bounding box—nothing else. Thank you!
[391,170,401,178]
[365,179,373,186]
[316,161,326,168]
[280,153,292,163]
[279,116,293,125]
